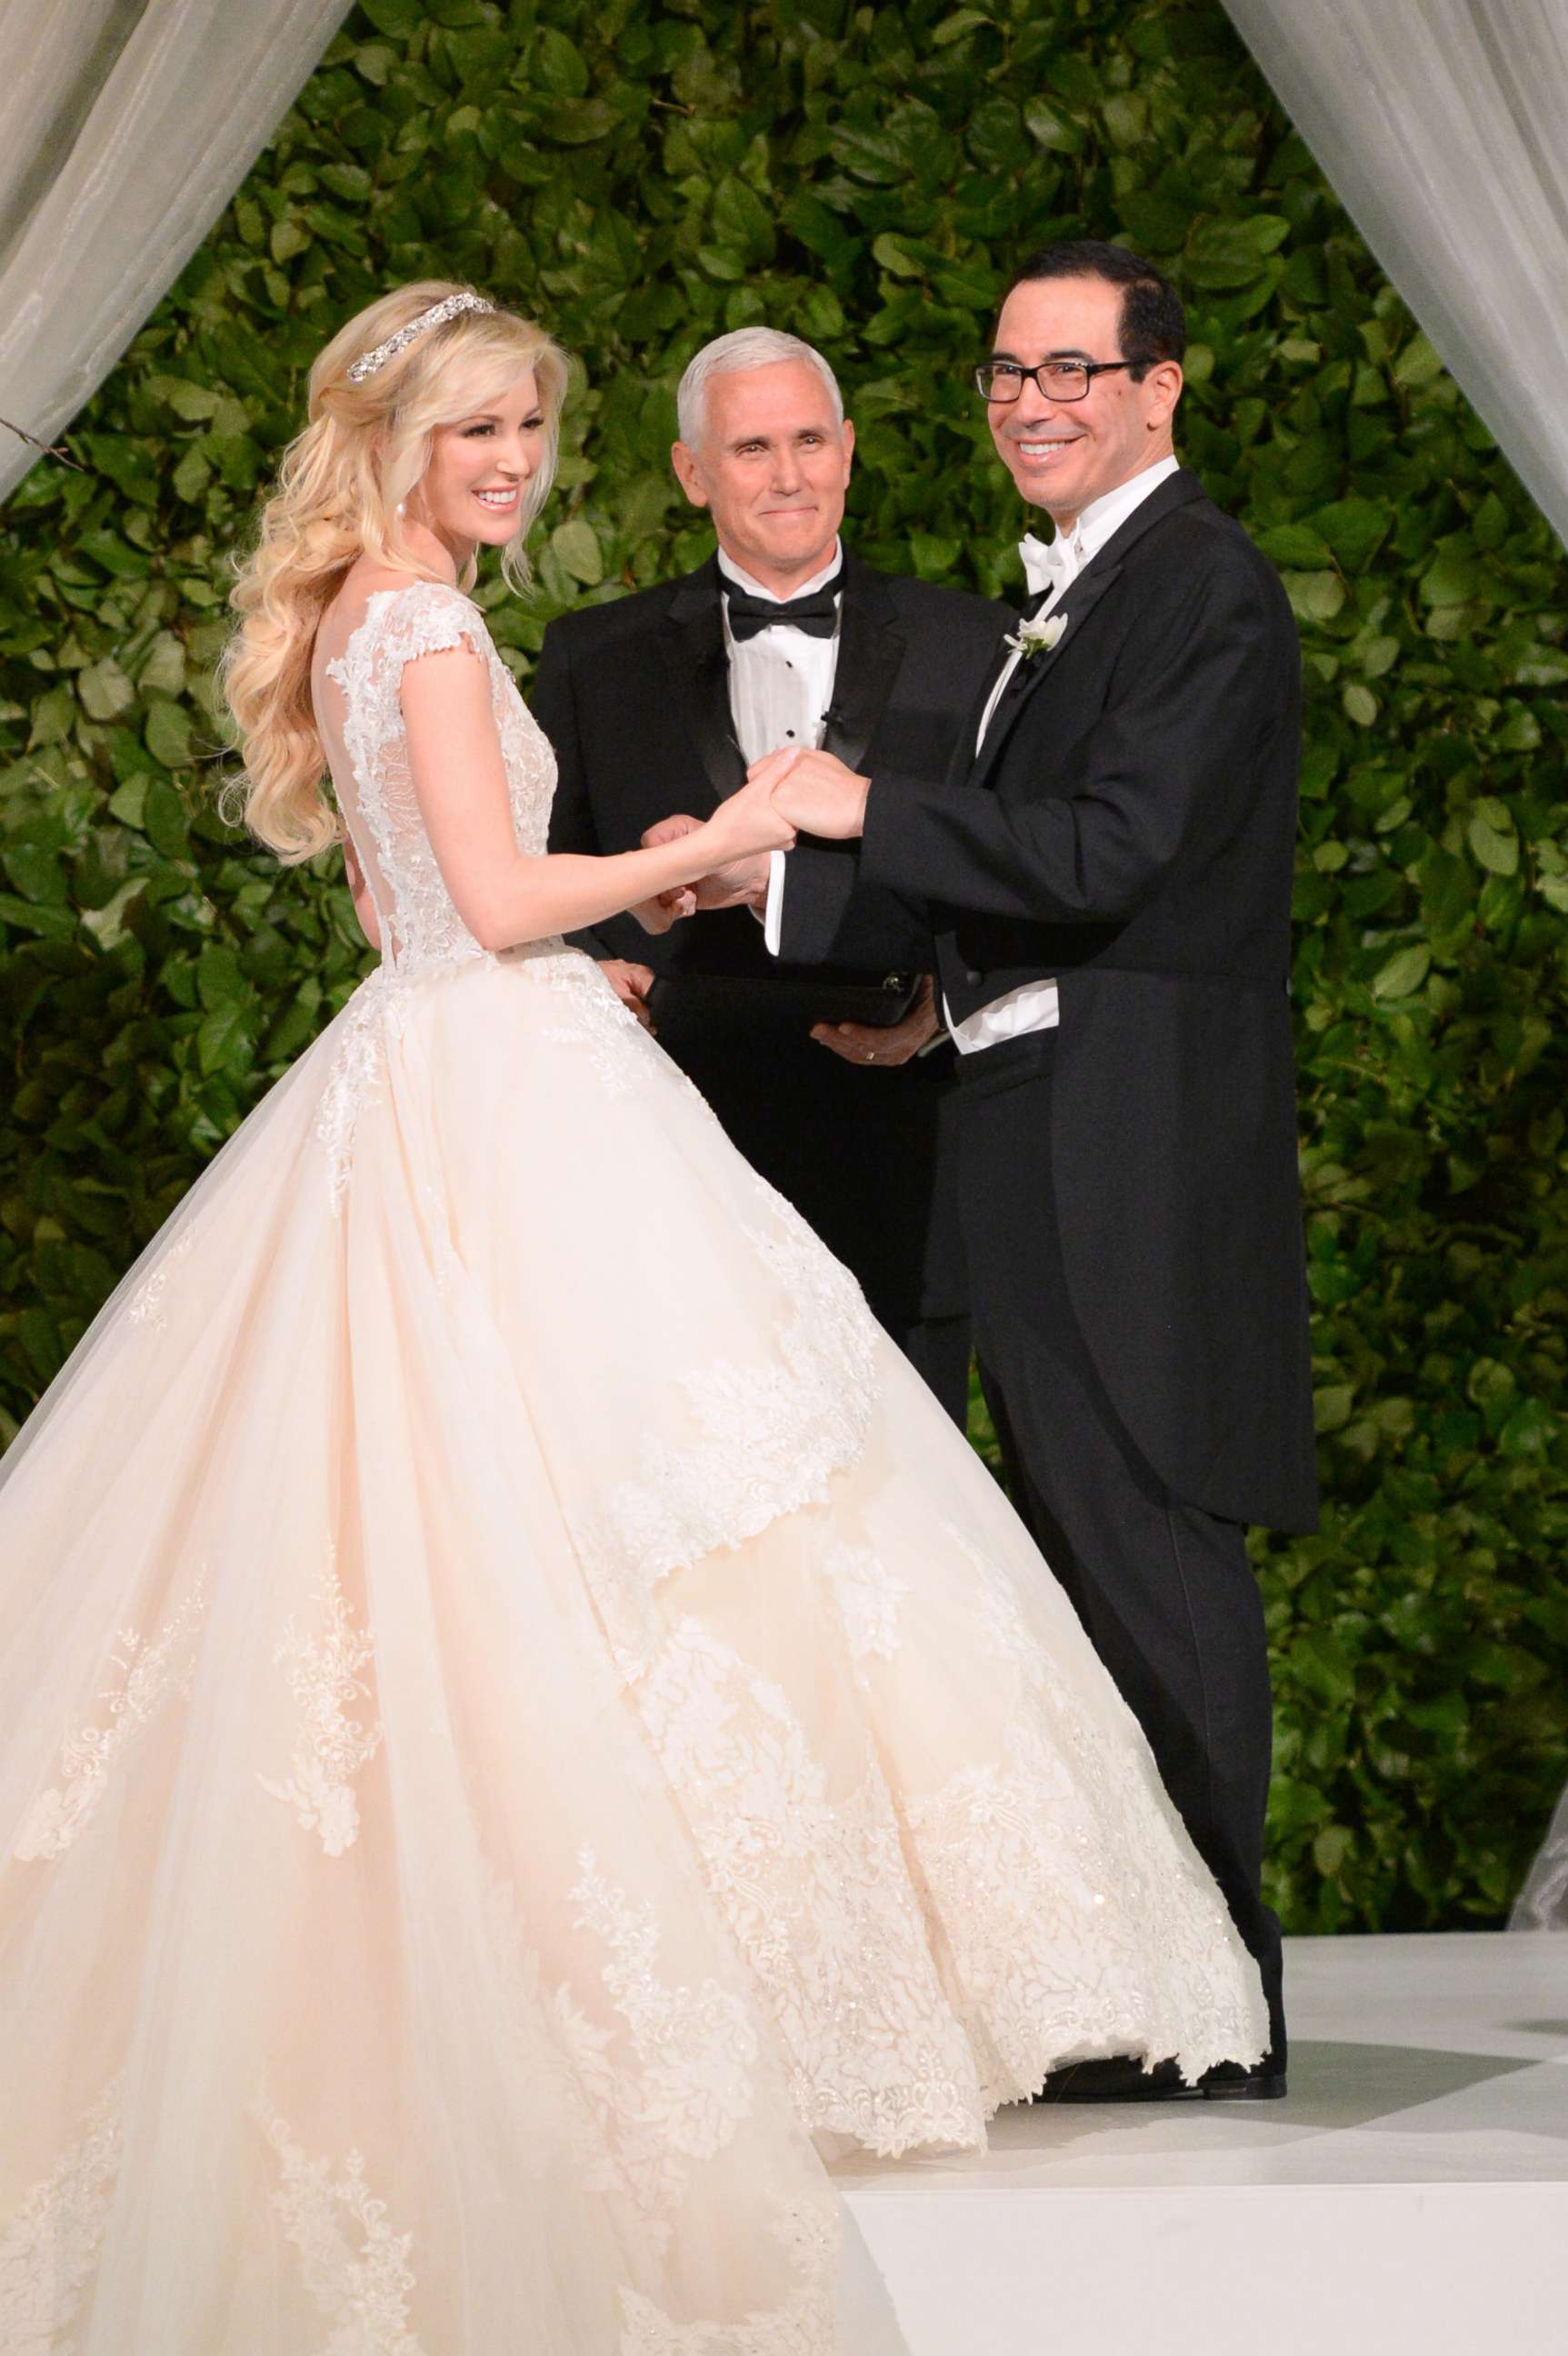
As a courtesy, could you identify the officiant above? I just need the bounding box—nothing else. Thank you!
[534,327,1004,1424]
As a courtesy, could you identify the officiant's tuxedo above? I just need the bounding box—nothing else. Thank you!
[533,548,1006,1423]
[779,468,1316,2053]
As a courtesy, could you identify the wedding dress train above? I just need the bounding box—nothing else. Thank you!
[0,582,1267,2353]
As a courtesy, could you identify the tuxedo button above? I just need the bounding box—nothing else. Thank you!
[964,968,982,985]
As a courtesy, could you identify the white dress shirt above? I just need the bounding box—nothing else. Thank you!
[946,454,1182,1054]
[714,543,844,957]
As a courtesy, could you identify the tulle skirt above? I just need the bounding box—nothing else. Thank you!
[0,943,1266,2351]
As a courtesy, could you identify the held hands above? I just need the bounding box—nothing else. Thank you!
[632,813,703,933]
[749,747,872,841]
[629,791,794,934]
[642,814,769,912]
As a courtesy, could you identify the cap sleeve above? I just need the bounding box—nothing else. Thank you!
[373,581,494,684]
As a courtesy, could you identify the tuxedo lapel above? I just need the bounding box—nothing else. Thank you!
[662,559,745,811]
[821,554,904,772]
[945,629,1017,787]
[970,560,1124,790]
[969,468,1210,791]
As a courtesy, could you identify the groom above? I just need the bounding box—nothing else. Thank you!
[759,243,1317,2095]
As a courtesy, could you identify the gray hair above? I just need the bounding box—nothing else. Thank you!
[675,328,844,446]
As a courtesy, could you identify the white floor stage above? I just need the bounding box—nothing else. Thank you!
[838,1933,1568,2356]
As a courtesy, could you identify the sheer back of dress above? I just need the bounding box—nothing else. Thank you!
[313,579,556,974]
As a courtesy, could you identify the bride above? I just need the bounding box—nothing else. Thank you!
[0,282,1266,2353]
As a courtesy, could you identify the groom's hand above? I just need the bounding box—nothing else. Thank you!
[642,813,768,910]
[814,976,940,1067]
[752,747,871,840]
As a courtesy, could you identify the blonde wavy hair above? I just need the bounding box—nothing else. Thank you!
[221,283,569,863]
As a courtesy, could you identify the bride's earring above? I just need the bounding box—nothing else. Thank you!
[394,500,406,519]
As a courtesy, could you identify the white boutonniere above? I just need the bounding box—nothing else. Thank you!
[1004,610,1068,661]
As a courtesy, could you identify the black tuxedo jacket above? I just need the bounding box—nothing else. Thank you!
[533,549,1006,1325]
[780,472,1318,1532]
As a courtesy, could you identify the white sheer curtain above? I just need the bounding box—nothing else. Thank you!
[1221,0,1568,553]
[1513,1791,1568,1930]
[1224,0,1568,1927]
[0,0,353,503]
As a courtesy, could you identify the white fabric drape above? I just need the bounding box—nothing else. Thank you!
[1512,1791,1568,1930]
[1221,0,1568,552]
[0,0,353,504]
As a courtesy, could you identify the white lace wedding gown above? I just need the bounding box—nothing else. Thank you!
[0,581,1267,2354]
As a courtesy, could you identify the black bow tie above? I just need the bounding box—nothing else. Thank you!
[724,569,844,642]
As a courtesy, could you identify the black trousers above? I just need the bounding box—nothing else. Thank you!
[954,1033,1285,2060]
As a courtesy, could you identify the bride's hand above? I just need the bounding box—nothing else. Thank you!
[699,774,797,866]
[631,885,696,934]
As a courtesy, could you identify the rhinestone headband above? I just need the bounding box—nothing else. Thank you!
[347,293,494,385]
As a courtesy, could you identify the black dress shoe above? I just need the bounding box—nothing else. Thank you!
[1034,2055,1287,2104]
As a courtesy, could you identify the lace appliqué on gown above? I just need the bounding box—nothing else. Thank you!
[557,1852,759,2231]
[254,2102,424,2356]
[0,2081,123,2351]
[901,1522,1266,2091]
[258,1551,383,1858]
[824,1545,907,1665]
[573,1191,882,1680]
[535,953,660,1101]
[636,1619,983,2155]
[324,584,555,976]
[316,584,563,1209]
[617,2198,838,2356]
[13,1575,208,1862]
[315,972,415,1216]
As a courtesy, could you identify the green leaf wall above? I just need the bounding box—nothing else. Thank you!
[2,0,1564,1931]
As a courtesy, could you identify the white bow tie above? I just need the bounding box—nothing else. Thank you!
[1019,531,1081,600]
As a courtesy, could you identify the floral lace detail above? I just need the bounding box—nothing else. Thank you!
[254,2102,424,2355]
[899,1521,1268,2091]
[258,1549,383,1857]
[315,970,415,1215]
[324,584,555,978]
[536,952,659,1100]
[125,1216,198,1333]
[13,1575,207,1862]
[617,2197,838,2356]
[0,2081,123,2351]
[572,1190,882,1680]
[824,1544,907,1665]
[635,1620,982,2155]
[564,1851,758,2177]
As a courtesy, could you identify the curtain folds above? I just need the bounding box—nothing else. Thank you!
[0,0,354,504]
[1221,0,1568,552]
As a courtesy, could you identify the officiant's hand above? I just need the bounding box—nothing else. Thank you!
[598,959,657,1031]
[752,747,871,841]
[813,976,940,1068]
[643,814,770,911]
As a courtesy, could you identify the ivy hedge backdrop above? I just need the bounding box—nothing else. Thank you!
[1,0,1564,1933]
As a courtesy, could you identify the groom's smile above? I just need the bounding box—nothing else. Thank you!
[986,275,1181,533]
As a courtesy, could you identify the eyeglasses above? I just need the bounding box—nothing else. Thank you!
[974,359,1136,404]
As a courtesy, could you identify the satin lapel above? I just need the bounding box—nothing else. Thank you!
[970,561,1124,792]
[947,630,1018,788]
[820,560,905,772]
[662,559,744,811]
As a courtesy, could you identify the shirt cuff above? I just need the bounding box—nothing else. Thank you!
[763,849,785,956]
